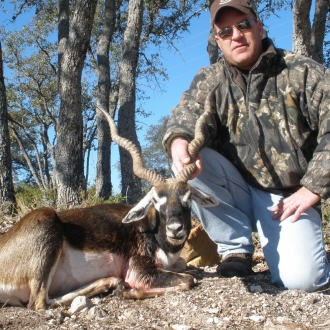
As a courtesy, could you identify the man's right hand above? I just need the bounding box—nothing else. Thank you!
[171,138,202,180]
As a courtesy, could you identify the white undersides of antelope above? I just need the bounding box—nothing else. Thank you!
[0,181,218,310]
[47,244,185,298]
[0,224,190,310]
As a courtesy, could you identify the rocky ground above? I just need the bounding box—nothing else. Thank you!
[1,250,330,330]
[1,216,330,330]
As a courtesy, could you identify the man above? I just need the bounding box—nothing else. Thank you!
[163,0,330,292]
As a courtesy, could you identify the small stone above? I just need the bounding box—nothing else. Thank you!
[69,296,94,315]
[79,307,89,314]
[207,308,219,314]
[171,325,191,330]
[249,314,265,322]
[88,306,108,320]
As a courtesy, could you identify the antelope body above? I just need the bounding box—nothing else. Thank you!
[0,90,218,310]
[0,179,216,310]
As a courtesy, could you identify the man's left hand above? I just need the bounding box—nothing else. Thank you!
[270,187,321,222]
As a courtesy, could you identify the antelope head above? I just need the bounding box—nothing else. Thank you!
[98,91,218,247]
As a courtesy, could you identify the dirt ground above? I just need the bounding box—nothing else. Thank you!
[1,247,330,330]
[1,216,330,330]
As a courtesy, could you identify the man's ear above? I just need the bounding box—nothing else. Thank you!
[256,20,264,39]
[214,32,222,51]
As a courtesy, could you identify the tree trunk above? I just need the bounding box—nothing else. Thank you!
[293,0,312,57]
[117,0,144,204]
[55,0,98,208]
[207,0,219,64]
[0,41,16,213]
[207,30,219,65]
[310,0,330,64]
[58,0,70,66]
[11,128,44,190]
[41,123,52,188]
[95,0,116,200]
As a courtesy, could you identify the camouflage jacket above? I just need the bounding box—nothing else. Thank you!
[163,38,330,199]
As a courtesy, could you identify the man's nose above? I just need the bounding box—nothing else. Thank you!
[231,27,244,40]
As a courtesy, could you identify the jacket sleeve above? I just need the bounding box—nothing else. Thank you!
[162,66,220,157]
[300,66,330,200]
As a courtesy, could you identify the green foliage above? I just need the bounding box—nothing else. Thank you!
[0,200,17,218]
[142,115,172,179]
[82,186,126,206]
[322,200,330,244]
[15,183,56,212]
[322,200,330,223]
[2,7,58,187]
[13,183,127,216]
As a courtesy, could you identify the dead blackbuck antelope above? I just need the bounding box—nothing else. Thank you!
[0,93,218,310]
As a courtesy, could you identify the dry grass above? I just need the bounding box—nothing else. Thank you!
[322,200,330,244]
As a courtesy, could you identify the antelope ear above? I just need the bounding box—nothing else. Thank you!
[190,186,219,208]
[122,188,155,223]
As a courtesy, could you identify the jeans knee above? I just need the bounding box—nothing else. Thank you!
[281,276,315,292]
[277,266,327,293]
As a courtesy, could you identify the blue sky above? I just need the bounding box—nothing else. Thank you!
[104,8,293,193]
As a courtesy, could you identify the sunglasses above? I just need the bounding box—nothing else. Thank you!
[215,19,256,39]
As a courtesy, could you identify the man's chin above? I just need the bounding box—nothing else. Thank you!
[231,55,255,70]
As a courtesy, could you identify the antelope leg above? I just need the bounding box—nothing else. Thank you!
[121,277,194,299]
[122,268,195,299]
[49,276,122,307]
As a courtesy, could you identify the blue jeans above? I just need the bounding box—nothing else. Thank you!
[178,148,330,292]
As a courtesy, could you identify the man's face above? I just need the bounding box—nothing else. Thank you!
[214,8,264,70]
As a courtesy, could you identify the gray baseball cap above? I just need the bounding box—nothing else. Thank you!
[210,0,256,23]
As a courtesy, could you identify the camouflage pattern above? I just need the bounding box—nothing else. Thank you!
[163,38,330,199]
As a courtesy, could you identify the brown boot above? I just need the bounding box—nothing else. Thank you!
[216,253,253,278]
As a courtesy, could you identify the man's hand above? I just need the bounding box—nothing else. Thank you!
[171,138,202,180]
[270,186,321,222]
